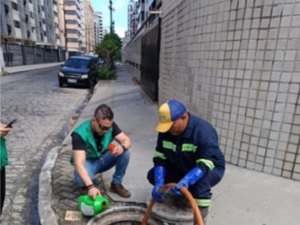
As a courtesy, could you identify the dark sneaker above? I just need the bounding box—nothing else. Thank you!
[110,183,131,198]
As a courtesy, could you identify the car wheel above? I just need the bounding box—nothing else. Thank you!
[58,78,64,87]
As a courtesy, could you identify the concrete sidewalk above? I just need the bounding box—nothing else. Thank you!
[39,64,300,225]
[2,62,62,75]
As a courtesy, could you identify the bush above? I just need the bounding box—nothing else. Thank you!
[97,64,115,80]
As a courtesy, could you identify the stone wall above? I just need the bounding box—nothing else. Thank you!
[160,0,300,180]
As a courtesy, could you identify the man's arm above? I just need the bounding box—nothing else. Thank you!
[73,150,93,186]
[72,132,101,199]
[112,131,131,155]
[73,150,101,199]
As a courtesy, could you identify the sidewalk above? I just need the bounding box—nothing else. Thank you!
[2,62,62,75]
[39,64,300,225]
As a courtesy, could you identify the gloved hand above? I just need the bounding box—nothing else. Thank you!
[172,167,203,195]
[151,166,166,201]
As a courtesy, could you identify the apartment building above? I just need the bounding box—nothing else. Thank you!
[64,0,82,56]
[0,0,64,66]
[127,0,138,39]
[84,0,94,53]
[136,0,145,30]
[1,0,59,45]
[94,11,104,46]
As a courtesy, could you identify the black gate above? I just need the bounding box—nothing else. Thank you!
[1,42,64,67]
[140,19,160,102]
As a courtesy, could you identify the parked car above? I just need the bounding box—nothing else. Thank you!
[57,55,99,88]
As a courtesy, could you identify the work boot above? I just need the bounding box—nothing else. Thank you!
[110,183,131,198]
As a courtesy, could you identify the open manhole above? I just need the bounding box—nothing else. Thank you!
[87,205,164,225]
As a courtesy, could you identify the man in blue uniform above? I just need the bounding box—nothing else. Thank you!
[147,99,225,222]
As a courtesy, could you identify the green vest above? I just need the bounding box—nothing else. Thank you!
[70,119,113,164]
[0,137,8,170]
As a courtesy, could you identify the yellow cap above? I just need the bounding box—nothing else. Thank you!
[156,103,174,133]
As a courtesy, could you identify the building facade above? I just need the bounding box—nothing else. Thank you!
[94,11,104,46]
[64,0,82,56]
[84,0,95,53]
[0,0,59,45]
[0,0,64,66]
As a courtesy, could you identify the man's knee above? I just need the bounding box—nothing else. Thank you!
[147,167,155,185]
[120,149,130,161]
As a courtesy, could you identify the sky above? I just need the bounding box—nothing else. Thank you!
[90,0,130,38]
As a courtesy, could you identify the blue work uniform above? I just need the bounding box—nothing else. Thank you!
[147,113,225,207]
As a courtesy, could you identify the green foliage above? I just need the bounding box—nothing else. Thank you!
[95,33,122,69]
[96,64,115,80]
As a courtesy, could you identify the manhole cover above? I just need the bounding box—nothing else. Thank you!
[87,205,164,225]
[146,192,194,223]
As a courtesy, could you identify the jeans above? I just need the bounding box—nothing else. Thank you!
[74,150,130,187]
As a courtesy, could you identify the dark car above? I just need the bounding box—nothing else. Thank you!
[57,55,99,88]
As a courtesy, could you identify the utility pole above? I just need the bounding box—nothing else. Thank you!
[109,0,113,33]
[0,2,6,75]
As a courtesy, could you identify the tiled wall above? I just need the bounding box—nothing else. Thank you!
[160,0,300,181]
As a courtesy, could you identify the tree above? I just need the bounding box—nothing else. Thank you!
[95,33,122,69]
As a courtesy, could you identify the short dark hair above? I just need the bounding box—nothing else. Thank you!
[94,104,114,120]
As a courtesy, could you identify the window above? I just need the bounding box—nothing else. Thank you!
[7,24,12,35]
[14,20,20,28]
[67,38,78,42]
[65,10,77,15]
[11,2,18,10]
[66,29,78,34]
[4,4,9,14]
[66,20,77,24]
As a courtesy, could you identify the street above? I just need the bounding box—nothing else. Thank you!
[0,66,91,225]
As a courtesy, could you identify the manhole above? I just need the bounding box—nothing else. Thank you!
[87,205,164,225]
[146,192,194,224]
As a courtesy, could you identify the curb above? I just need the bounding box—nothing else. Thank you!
[38,146,61,225]
[38,81,101,225]
[4,62,62,75]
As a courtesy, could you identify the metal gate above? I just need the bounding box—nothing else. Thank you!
[140,19,161,102]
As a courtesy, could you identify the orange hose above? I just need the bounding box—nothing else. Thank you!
[141,183,204,225]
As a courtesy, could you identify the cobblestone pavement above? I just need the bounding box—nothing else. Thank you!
[0,67,91,225]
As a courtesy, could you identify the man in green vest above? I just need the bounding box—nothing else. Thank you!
[71,104,132,199]
[0,122,12,216]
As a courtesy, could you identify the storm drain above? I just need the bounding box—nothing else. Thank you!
[87,205,164,225]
